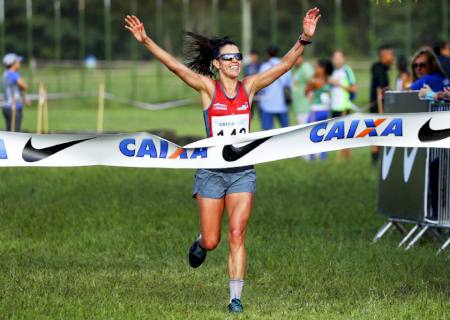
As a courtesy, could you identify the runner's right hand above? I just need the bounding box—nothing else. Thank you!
[124,15,147,43]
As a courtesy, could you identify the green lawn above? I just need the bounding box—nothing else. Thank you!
[0,68,448,319]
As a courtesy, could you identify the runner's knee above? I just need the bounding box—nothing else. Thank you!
[201,235,220,250]
[228,227,245,245]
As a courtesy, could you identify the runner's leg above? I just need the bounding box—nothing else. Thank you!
[279,111,289,128]
[225,192,254,304]
[197,195,225,250]
[260,110,274,130]
[3,109,11,131]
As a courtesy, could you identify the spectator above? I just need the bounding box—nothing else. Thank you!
[305,58,333,160]
[258,45,292,130]
[244,49,260,76]
[244,49,261,119]
[329,50,357,118]
[292,55,314,125]
[369,45,394,165]
[2,53,29,132]
[409,49,449,92]
[396,55,412,90]
[329,49,356,160]
[433,41,450,77]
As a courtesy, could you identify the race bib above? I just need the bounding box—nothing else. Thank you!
[211,114,250,137]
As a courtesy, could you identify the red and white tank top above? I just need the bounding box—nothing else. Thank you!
[203,80,251,138]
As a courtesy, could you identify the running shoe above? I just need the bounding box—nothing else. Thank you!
[228,298,244,313]
[188,235,207,268]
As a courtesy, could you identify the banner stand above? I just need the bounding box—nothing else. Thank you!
[374,91,450,254]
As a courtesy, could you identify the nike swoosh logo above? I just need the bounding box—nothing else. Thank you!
[418,118,450,142]
[222,137,271,162]
[381,146,396,180]
[22,137,93,162]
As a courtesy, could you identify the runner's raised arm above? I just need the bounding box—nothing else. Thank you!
[244,8,321,96]
[124,15,210,92]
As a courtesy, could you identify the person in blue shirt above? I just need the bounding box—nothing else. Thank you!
[258,45,292,130]
[409,49,449,92]
[2,53,29,132]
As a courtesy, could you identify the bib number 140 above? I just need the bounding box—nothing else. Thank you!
[216,127,246,136]
[211,114,249,137]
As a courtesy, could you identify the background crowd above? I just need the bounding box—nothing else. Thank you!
[243,40,450,163]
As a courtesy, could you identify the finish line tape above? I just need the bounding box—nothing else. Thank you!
[1,112,450,169]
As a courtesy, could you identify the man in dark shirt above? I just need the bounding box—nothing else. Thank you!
[434,41,450,78]
[369,45,394,164]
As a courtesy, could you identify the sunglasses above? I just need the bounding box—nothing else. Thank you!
[413,62,428,69]
[218,53,243,61]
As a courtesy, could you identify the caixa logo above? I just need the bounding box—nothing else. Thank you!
[119,138,207,159]
[0,139,7,159]
[310,118,403,143]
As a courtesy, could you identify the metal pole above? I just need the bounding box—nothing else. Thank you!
[0,0,4,59]
[26,0,33,91]
[97,82,105,133]
[334,0,343,50]
[37,82,44,134]
[155,0,163,101]
[212,0,219,35]
[79,0,86,92]
[130,0,137,100]
[182,0,190,98]
[369,0,376,58]
[241,0,252,57]
[155,0,162,42]
[43,84,48,133]
[404,0,412,58]
[182,0,190,30]
[443,0,449,41]
[54,0,61,92]
[104,0,112,93]
[270,0,278,45]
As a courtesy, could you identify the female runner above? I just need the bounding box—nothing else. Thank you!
[125,8,320,313]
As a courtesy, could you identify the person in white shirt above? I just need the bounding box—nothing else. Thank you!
[329,50,357,160]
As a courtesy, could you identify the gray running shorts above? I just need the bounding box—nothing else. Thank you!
[192,168,256,199]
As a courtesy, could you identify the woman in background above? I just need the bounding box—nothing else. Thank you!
[396,55,411,90]
[409,49,449,92]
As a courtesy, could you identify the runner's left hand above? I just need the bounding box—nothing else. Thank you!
[302,7,321,39]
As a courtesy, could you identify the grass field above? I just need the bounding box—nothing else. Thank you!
[0,68,449,319]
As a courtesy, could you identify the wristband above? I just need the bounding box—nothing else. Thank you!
[298,36,312,46]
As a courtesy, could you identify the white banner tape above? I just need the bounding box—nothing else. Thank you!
[1,112,450,169]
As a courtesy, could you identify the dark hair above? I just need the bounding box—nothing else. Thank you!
[183,32,238,77]
[411,49,447,81]
[318,58,334,76]
[377,44,392,56]
[250,49,259,55]
[266,45,279,58]
[433,41,449,56]
[397,55,409,74]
